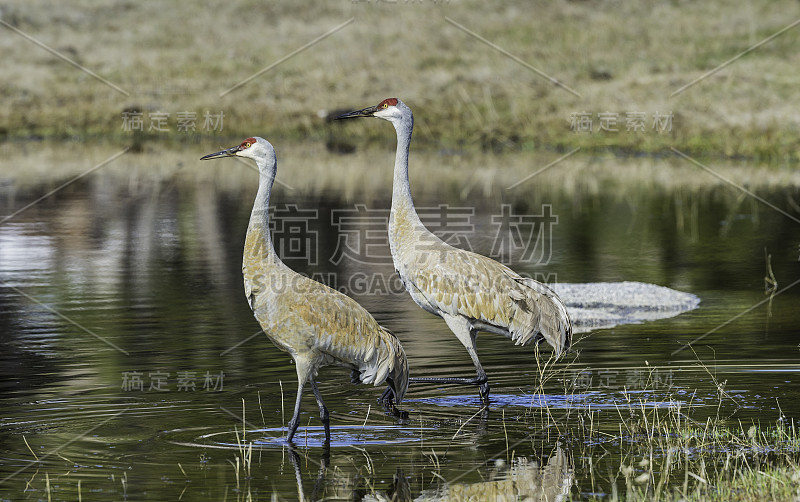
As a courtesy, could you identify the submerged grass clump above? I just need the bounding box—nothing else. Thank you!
[605,415,800,501]
[545,358,800,501]
[505,344,799,501]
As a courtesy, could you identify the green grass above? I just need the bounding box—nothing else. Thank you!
[604,416,800,501]
[563,359,800,501]
[2,0,800,163]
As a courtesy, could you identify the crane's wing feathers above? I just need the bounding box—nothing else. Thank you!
[505,270,572,356]
[253,274,408,401]
[403,245,571,357]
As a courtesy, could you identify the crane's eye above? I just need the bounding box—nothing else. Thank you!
[244,142,251,148]
[382,103,388,109]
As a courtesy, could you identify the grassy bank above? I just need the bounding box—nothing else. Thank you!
[2,1,800,163]
[3,141,800,198]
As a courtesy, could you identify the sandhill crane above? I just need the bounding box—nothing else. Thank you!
[337,99,572,402]
[201,137,408,443]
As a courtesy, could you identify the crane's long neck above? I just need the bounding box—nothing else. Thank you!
[244,157,281,267]
[390,113,421,227]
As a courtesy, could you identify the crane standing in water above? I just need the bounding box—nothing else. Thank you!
[337,99,572,403]
[201,137,408,443]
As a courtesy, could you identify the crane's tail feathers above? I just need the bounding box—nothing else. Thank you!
[510,277,572,358]
[357,329,409,403]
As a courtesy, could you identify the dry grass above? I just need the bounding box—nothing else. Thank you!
[2,142,799,212]
[2,0,800,162]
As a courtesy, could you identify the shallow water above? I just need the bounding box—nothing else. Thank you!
[1,145,799,500]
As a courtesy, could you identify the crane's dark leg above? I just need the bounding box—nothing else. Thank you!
[310,380,331,443]
[288,360,314,443]
[379,385,395,403]
[413,315,490,403]
[287,378,306,443]
[463,329,490,403]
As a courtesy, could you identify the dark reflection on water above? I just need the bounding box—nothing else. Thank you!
[1,157,799,500]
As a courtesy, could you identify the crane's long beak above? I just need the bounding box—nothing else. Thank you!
[200,145,240,160]
[335,104,378,120]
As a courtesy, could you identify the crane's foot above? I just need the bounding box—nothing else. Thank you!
[387,405,409,421]
[384,402,409,421]
[377,386,409,420]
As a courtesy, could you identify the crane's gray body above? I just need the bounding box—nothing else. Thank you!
[202,137,407,443]
[340,99,572,401]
